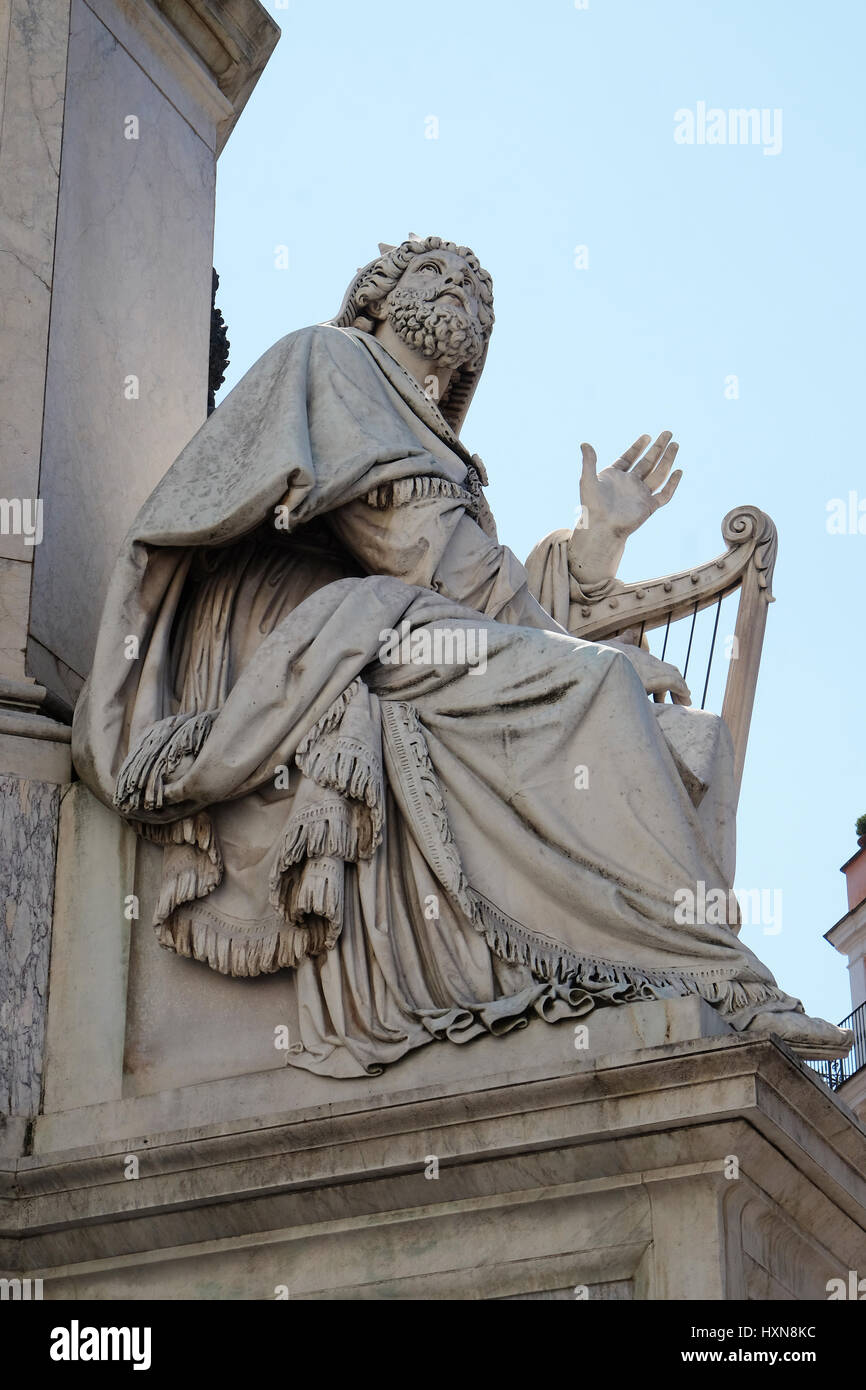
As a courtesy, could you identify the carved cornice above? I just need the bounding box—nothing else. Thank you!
[825,898,866,955]
[152,0,280,151]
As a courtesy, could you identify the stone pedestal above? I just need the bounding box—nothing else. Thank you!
[2,1004,865,1300]
[4,783,861,1299]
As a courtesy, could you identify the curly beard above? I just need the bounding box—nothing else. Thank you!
[385,287,485,370]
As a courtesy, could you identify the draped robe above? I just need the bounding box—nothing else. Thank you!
[72,324,800,1078]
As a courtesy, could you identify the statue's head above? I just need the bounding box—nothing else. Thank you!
[330,236,495,433]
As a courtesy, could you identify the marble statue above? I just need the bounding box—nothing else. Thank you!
[72,236,852,1077]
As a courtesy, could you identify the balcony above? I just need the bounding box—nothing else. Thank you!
[809,1000,866,1091]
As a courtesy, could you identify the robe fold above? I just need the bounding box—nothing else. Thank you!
[72,323,800,1078]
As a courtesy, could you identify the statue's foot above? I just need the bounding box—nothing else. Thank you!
[743,1009,854,1060]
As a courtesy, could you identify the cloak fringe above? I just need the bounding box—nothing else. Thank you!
[364,475,477,515]
[295,739,383,839]
[156,910,336,977]
[154,892,787,1013]
[278,856,345,929]
[273,800,377,870]
[114,709,217,814]
[296,679,363,753]
[269,843,346,927]
[152,679,389,974]
[466,888,788,1017]
[138,811,221,865]
[266,679,387,940]
[156,846,222,922]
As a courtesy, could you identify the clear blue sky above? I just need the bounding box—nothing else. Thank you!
[213,0,865,1023]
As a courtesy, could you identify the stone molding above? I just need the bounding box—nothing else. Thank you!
[140,0,279,150]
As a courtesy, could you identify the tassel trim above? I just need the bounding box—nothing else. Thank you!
[381,700,473,912]
[296,679,363,752]
[156,907,337,977]
[264,678,386,957]
[137,811,222,867]
[295,738,383,839]
[273,798,379,869]
[275,857,345,929]
[295,680,384,841]
[115,709,217,814]
[364,474,478,517]
[466,886,788,1015]
[269,848,346,928]
[155,844,222,922]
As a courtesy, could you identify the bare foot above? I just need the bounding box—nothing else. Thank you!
[744,1009,854,1060]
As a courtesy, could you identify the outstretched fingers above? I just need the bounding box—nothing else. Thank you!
[612,434,652,470]
[645,438,679,489]
[634,430,673,479]
[650,467,683,510]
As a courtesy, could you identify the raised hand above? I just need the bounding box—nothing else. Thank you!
[568,432,683,587]
[582,431,682,536]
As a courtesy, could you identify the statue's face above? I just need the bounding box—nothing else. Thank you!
[380,249,486,370]
[398,250,483,324]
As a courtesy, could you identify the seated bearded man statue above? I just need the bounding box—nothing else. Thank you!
[72,235,853,1077]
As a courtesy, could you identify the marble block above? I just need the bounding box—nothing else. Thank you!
[0,774,60,1119]
[40,784,136,1115]
[0,0,70,564]
[30,0,216,683]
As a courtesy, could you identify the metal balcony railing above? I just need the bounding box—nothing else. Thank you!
[809,1000,866,1091]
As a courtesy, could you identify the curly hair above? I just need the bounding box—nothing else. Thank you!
[334,235,495,343]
